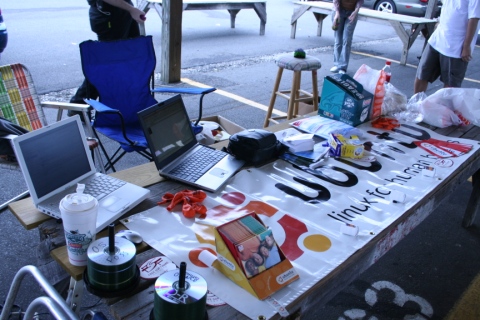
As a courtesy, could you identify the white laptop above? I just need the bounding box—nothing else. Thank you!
[137,94,245,192]
[12,116,151,232]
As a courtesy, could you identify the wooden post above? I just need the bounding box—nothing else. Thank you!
[161,0,183,83]
[421,0,438,51]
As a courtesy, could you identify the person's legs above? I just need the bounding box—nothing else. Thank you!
[338,11,358,72]
[332,13,346,69]
[439,55,468,88]
[70,80,99,104]
[413,78,429,94]
[414,43,441,93]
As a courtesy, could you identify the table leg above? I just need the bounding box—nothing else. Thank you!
[313,12,325,37]
[290,4,310,39]
[253,3,267,36]
[228,9,240,29]
[462,170,480,228]
[65,277,84,315]
[389,21,409,65]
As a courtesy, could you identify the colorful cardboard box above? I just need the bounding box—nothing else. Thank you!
[318,74,374,127]
[213,213,300,300]
[328,133,364,159]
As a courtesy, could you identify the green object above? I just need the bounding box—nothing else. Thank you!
[294,49,306,59]
[332,18,339,31]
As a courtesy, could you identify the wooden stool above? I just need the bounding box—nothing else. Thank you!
[264,54,321,127]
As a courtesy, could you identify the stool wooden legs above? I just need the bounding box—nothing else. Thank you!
[311,69,319,112]
[264,67,319,128]
[287,71,301,120]
[264,67,284,128]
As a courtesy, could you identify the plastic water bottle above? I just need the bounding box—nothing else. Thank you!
[383,60,392,83]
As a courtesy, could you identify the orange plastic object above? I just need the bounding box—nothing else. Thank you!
[371,117,400,130]
[158,190,208,218]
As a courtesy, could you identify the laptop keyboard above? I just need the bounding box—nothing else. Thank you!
[169,147,226,182]
[40,175,127,215]
[84,175,126,200]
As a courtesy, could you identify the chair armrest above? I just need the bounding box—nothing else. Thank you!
[41,101,97,139]
[41,101,90,123]
[84,99,119,113]
[41,101,90,112]
[151,87,216,95]
[84,99,134,146]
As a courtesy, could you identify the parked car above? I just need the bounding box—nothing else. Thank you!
[0,8,8,54]
[363,0,442,17]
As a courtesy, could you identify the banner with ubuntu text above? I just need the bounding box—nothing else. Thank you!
[123,122,478,319]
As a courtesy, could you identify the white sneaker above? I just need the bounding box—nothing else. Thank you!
[330,66,340,73]
[338,69,346,74]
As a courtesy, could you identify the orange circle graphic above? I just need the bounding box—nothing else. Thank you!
[303,234,332,252]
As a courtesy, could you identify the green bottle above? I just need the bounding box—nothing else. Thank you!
[332,18,339,31]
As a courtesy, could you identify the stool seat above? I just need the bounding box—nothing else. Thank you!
[276,55,322,71]
[264,54,322,127]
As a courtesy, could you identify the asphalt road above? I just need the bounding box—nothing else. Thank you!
[1,1,480,319]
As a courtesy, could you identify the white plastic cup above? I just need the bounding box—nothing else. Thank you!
[59,184,98,266]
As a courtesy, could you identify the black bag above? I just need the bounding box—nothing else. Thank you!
[0,117,29,157]
[227,129,284,166]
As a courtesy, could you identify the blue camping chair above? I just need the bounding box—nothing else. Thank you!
[81,36,157,172]
[80,36,215,172]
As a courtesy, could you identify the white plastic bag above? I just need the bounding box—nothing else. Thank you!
[380,86,422,123]
[353,64,386,119]
[420,99,462,128]
[423,88,480,126]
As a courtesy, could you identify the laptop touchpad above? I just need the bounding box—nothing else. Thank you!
[209,168,229,178]
[101,196,130,212]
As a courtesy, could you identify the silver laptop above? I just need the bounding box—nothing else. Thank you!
[137,94,245,192]
[12,116,151,232]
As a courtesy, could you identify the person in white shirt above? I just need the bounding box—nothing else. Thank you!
[414,0,480,93]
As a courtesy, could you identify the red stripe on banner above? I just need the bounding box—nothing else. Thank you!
[278,214,308,261]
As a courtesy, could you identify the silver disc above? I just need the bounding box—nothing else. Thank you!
[155,269,208,304]
[87,236,136,267]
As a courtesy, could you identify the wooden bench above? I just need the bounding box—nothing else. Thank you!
[290,1,438,65]
[137,0,267,35]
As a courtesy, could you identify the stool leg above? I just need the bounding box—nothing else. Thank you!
[288,71,301,120]
[264,67,284,127]
[311,69,319,111]
[294,71,303,118]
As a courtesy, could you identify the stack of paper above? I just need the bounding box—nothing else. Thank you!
[283,133,315,153]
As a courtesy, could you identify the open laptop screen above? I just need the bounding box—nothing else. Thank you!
[17,119,91,198]
[139,95,197,168]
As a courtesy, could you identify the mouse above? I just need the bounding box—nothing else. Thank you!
[115,230,143,245]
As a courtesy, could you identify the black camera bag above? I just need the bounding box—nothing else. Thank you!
[227,129,283,165]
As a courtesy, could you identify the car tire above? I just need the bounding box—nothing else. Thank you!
[374,0,397,13]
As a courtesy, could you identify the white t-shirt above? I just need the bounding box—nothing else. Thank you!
[429,0,480,58]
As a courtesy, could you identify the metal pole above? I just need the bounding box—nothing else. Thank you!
[0,265,79,320]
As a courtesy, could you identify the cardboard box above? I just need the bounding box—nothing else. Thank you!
[318,74,374,127]
[297,101,316,115]
[328,133,364,159]
[195,115,245,145]
[214,213,300,300]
